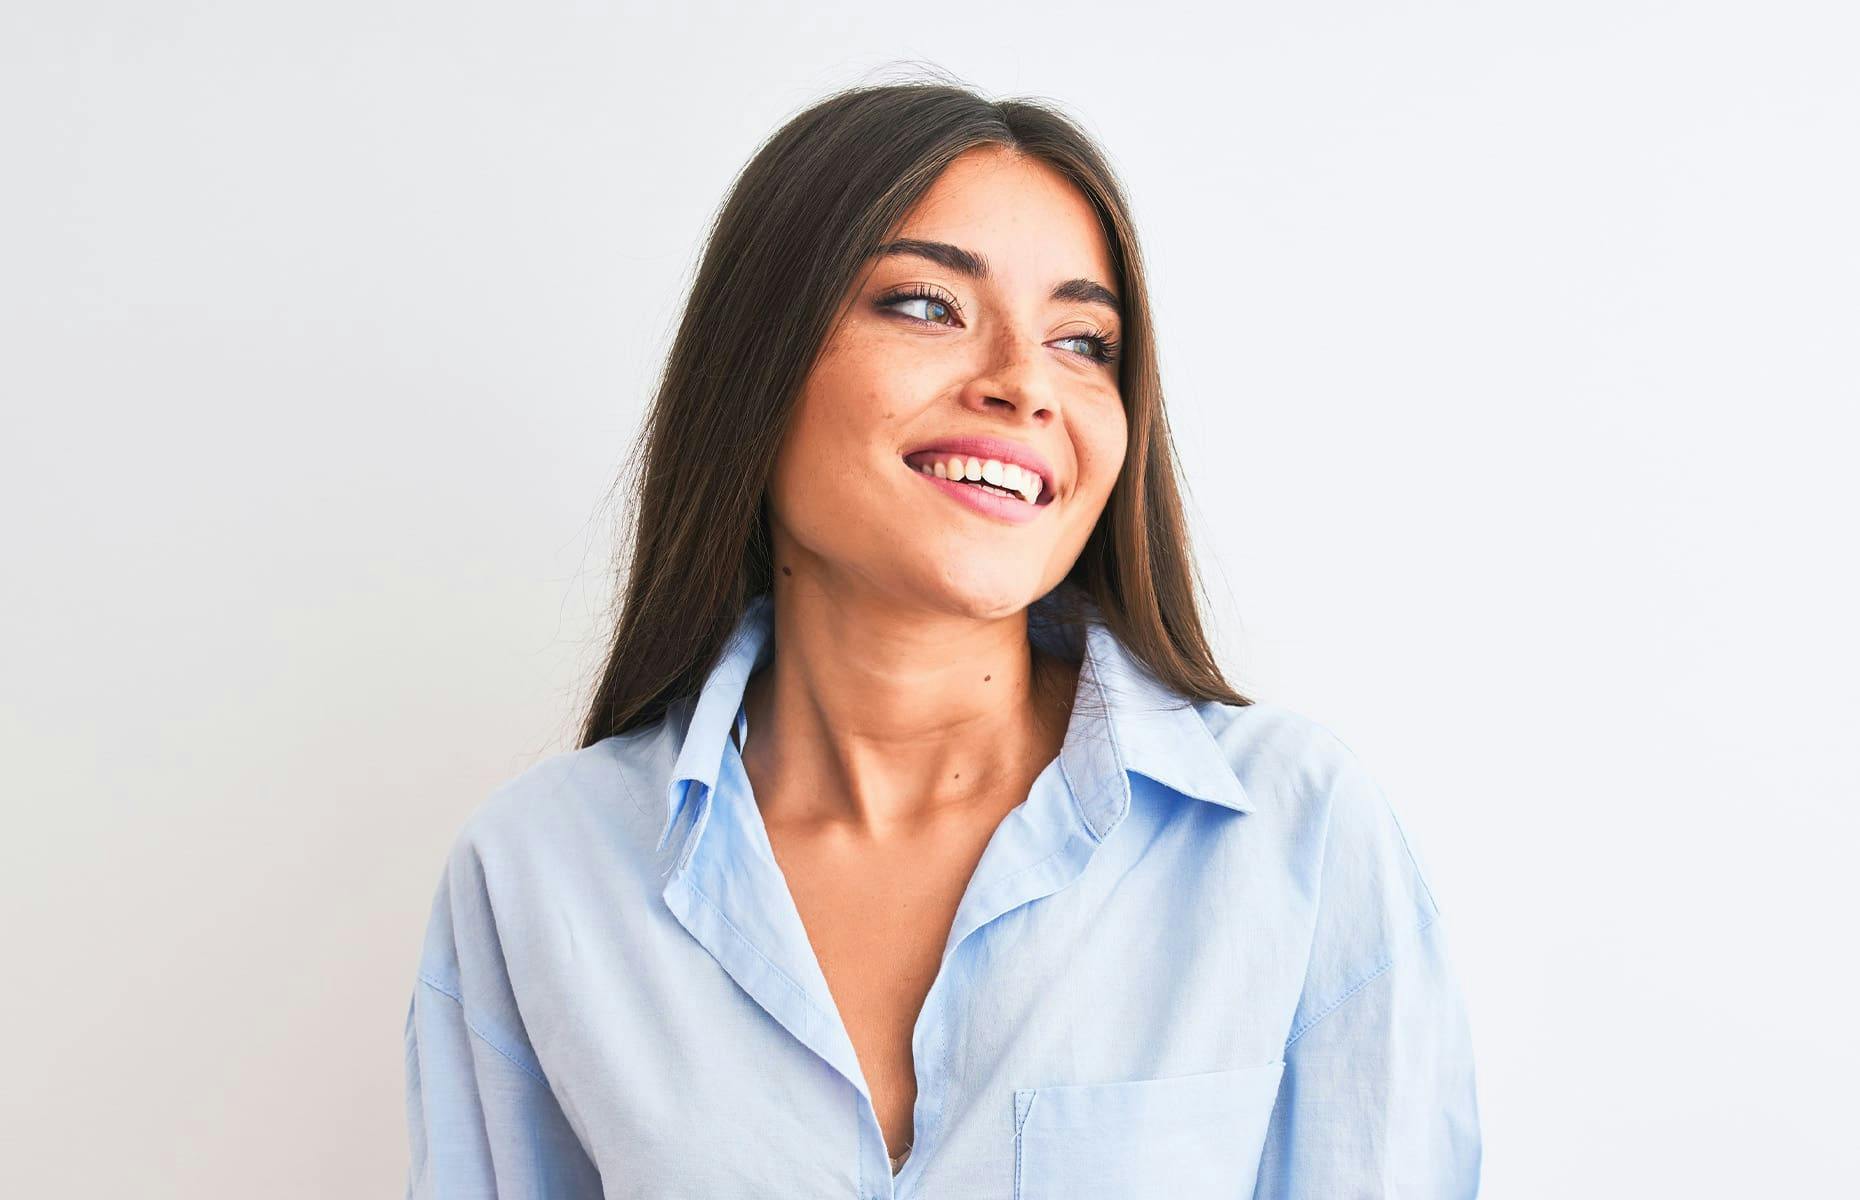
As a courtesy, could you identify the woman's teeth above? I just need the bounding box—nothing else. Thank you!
[914,455,1043,505]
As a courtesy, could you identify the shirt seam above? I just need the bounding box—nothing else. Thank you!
[1382,789,1442,916]
[1317,724,1442,916]
[607,747,651,822]
[1281,908,1441,1051]
[416,972,549,1089]
[684,877,831,1024]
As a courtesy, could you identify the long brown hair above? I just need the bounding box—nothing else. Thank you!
[577,75,1251,750]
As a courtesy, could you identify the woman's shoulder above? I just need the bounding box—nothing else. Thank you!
[442,705,690,879]
[414,709,690,984]
[1194,698,1388,812]
[1192,697,1444,933]
[1196,698,1349,771]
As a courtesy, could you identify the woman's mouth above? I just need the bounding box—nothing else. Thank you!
[901,450,1051,506]
[901,452,1053,525]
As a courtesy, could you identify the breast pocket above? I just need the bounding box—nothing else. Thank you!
[1012,1059,1286,1200]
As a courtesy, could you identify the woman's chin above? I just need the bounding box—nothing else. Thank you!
[895,565,1055,622]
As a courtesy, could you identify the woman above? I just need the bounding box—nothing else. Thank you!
[403,79,1481,1199]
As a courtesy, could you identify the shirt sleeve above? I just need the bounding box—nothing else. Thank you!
[403,833,603,1199]
[1251,731,1484,1198]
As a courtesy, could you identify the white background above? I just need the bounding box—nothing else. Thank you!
[3,2,1855,1195]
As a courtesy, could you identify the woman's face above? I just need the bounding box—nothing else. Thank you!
[766,145,1129,620]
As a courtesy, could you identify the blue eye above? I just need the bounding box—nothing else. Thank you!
[877,284,962,325]
[877,285,1121,367]
[1055,331,1123,366]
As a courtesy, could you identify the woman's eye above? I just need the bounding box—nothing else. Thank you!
[879,288,1120,366]
[1055,332,1122,365]
[895,297,954,323]
[881,292,960,326]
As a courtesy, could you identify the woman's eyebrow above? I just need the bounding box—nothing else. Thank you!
[873,238,1122,320]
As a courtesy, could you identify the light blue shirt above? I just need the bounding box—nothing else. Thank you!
[404,586,1482,1198]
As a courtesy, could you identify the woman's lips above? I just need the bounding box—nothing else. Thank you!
[900,442,1055,504]
[903,458,1049,525]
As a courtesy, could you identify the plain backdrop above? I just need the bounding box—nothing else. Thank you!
[3,2,1855,1196]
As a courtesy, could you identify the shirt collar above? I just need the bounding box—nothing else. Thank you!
[656,584,1252,853]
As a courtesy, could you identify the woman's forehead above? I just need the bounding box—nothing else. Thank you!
[886,151,1115,294]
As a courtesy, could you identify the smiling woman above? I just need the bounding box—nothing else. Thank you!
[783,146,1129,555]
[403,75,1482,1199]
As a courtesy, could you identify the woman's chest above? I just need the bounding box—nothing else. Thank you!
[766,817,998,1152]
[519,810,1310,1198]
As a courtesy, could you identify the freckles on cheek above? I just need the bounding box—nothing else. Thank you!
[817,332,938,430]
[1078,440,1127,498]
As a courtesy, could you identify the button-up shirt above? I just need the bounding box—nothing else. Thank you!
[403,587,1482,1197]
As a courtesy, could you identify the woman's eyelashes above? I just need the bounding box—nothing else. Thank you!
[1057,329,1121,365]
[874,285,1121,365]
[876,283,964,324]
